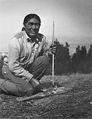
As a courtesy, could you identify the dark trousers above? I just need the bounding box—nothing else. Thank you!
[0,55,49,96]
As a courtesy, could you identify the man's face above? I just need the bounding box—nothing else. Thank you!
[24,18,40,37]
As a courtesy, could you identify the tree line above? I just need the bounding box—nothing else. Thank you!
[47,39,92,75]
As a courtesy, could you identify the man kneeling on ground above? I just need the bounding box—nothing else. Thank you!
[0,13,56,96]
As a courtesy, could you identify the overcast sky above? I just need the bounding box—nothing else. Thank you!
[0,0,92,51]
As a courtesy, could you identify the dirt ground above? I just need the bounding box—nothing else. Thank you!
[0,74,92,119]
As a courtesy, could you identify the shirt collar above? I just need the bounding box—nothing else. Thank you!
[23,30,39,44]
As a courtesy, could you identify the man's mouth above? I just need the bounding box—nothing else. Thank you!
[30,29,38,35]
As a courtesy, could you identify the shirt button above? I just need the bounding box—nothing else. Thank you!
[4,72,6,74]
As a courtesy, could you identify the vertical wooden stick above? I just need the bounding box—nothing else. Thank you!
[52,21,55,86]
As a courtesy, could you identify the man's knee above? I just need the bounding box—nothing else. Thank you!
[36,55,49,66]
[28,55,49,79]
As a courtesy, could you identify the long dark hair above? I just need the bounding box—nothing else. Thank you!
[23,13,41,26]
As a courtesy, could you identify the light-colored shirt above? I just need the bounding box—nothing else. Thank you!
[7,30,50,81]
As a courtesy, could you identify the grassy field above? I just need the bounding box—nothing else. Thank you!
[0,73,92,119]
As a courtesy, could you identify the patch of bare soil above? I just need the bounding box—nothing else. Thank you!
[0,74,92,119]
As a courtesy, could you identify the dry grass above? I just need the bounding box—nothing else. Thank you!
[0,73,92,119]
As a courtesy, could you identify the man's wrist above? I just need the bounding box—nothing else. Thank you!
[30,78,40,88]
[25,75,33,83]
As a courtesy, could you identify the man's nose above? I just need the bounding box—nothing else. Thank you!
[32,24,37,29]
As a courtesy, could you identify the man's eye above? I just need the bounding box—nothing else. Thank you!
[29,23,34,25]
[28,23,40,26]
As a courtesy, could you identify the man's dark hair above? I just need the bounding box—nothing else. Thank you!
[23,14,41,26]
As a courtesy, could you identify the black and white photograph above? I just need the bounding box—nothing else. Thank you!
[0,0,92,118]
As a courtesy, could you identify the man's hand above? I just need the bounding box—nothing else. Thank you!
[29,78,40,88]
[50,43,57,54]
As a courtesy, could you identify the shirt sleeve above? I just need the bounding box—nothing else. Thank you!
[8,37,33,81]
[42,36,52,55]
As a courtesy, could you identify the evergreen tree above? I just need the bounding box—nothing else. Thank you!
[55,41,71,74]
[71,45,87,73]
